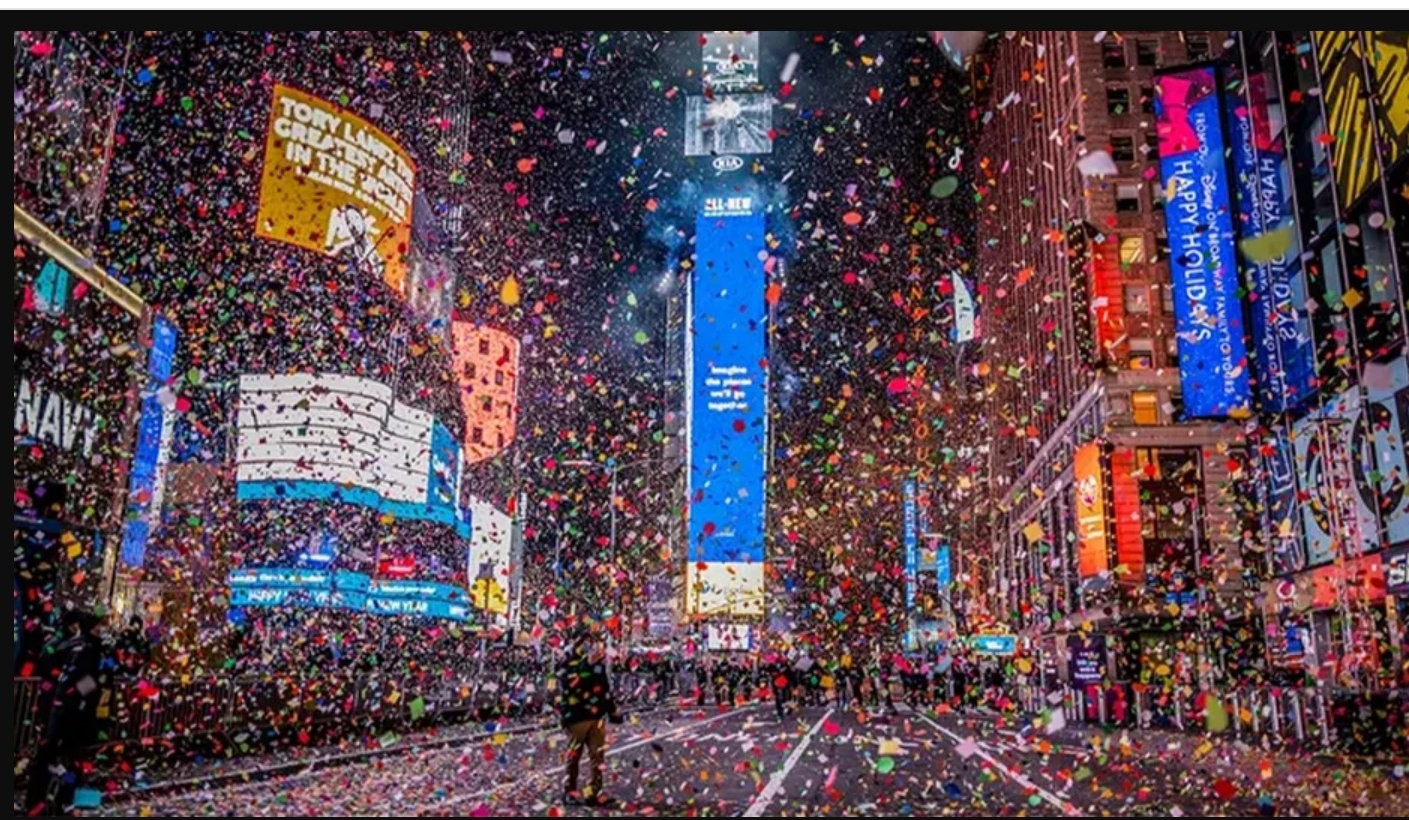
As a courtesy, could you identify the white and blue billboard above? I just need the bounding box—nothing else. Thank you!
[236,373,468,536]
[120,315,179,568]
[686,195,767,616]
[1228,73,1315,412]
[1156,65,1252,418]
[228,567,471,622]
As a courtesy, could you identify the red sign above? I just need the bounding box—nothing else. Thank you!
[378,555,416,578]
[1311,554,1386,609]
[1090,236,1126,364]
[1109,447,1145,582]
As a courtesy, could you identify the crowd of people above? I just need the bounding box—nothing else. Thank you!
[685,646,1015,721]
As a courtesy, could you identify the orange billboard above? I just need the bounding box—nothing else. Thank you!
[1074,441,1110,578]
[453,323,520,464]
[256,84,415,294]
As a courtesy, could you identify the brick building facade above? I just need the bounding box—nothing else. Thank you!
[972,31,1255,690]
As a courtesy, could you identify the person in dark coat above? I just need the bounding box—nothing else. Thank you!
[556,630,621,806]
[768,656,792,721]
[24,608,106,815]
[112,616,151,675]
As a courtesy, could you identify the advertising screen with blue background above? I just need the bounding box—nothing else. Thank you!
[228,567,471,622]
[1155,65,1251,418]
[1227,72,1314,412]
[427,420,462,523]
[903,479,918,609]
[689,205,767,566]
[120,315,178,568]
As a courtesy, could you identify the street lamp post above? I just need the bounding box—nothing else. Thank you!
[561,455,677,663]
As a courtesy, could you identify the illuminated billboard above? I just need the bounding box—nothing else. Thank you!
[466,496,512,618]
[256,84,416,295]
[1155,66,1251,418]
[228,567,471,622]
[452,323,520,464]
[903,479,918,609]
[1314,31,1407,208]
[119,315,179,569]
[685,94,773,157]
[686,202,767,617]
[1228,72,1314,412]
[702,32,759,91]
[1295,357,1409,564]
[14,238,143,535]
[1073,442,1110,578]
[236,373,466,534]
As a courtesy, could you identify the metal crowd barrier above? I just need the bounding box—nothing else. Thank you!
[1014,681,1407,757]
[12,665,673,764]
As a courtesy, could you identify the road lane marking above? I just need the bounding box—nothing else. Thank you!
[741,708,832,818]
[912,711,1080,817]
[433,705,756,809]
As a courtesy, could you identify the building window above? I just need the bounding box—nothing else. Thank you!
[497,432,505,448]
[502,345,511,359]
[1144,130,1160,156]
[1155,232,1170,262]
[1107,86,1131,115]
[1136,39,1160,67]
[1125,283,1151,313]
[1141,86,1156,115]
[1116,183,1141,212]
[1185,34,1211,61]
[494,369,505,386]
[478,338,490,355]
[481,396,493,413]
[1120,235,1146,266]
[1111,135,1136,163]
[472,427,484,444]
[1129,338,1155,369]
[1160,283,1175,314]
[1103,40,1127,69]
[1131,391,1160,425]
[1166,335,1180,366]
[465,363,477,380]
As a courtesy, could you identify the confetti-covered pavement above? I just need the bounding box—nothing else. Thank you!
[94,704,1402,817]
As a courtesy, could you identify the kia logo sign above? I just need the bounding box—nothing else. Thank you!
[713,155,744,172]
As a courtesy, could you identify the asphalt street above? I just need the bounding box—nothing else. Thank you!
[96,702,1398,817]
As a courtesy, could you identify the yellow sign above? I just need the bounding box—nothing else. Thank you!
[470,577,508,615]
[256,84,415,294]
[1074,441,1110,578]
[1314,31,1408,207]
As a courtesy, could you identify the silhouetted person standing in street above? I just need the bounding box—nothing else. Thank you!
[557,630,621,807]
[24,609,106,815]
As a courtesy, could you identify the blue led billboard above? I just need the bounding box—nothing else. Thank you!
[1228,72,1315,412]
[227,567,471,622]
[935,544,952,589]
[903,479,918,609]
[1156,65,1252,418]
[120,315,178,568]
[688,196,767,612]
